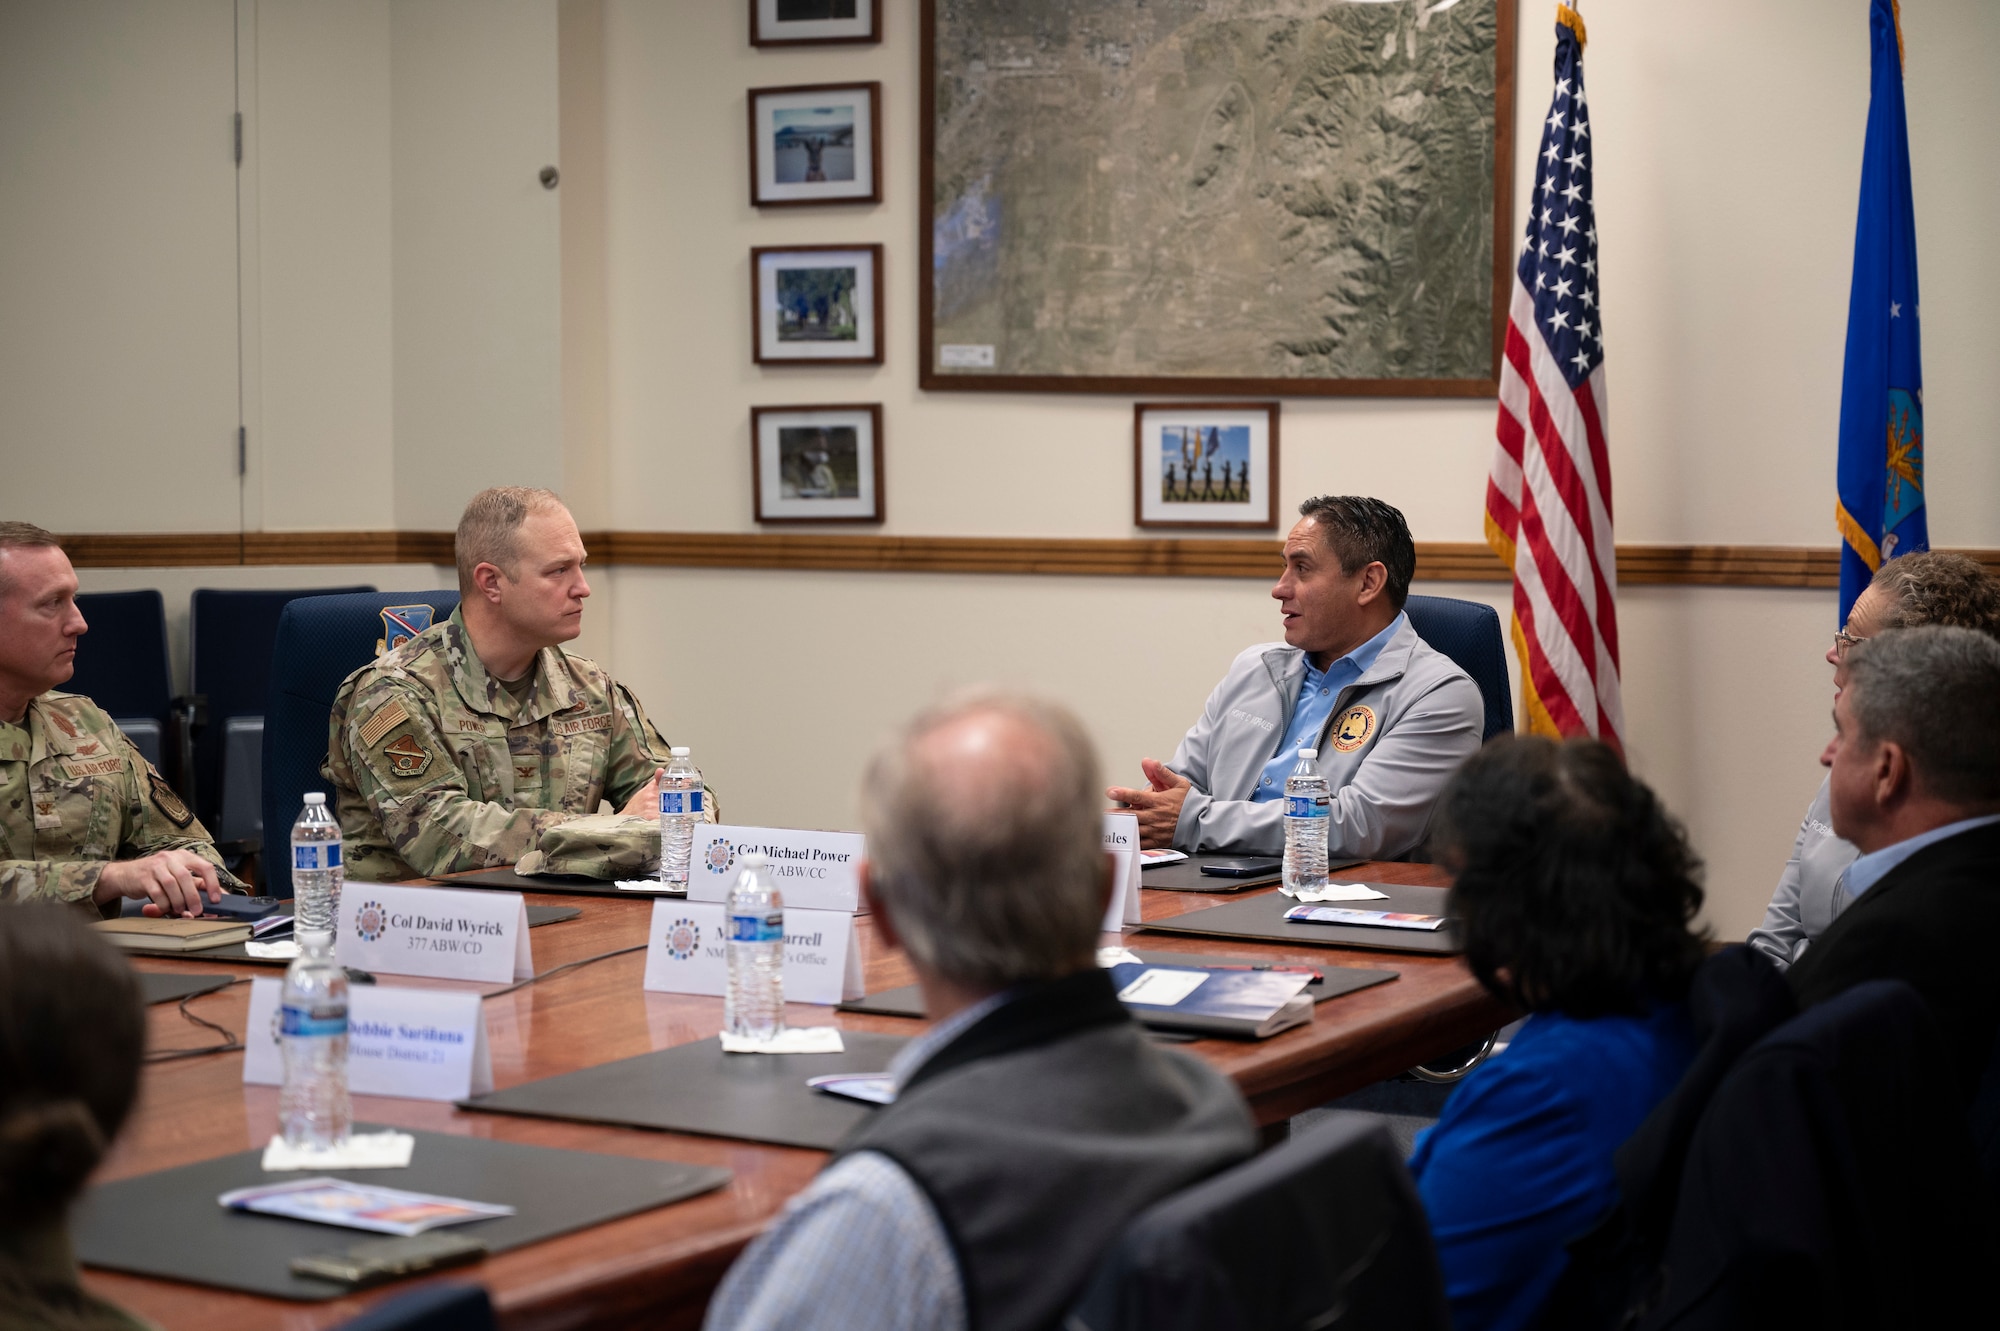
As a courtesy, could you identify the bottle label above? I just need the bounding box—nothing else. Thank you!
[1284,795,1331,819]
[293,842,342,871]
[659,789,704,816]
[727,911,784,943]
[280,1003,348,1038]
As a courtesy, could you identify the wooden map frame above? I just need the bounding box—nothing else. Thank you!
[919,0,1517,398]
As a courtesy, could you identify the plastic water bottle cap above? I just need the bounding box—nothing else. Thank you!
[739,851,768,868]
[1299,748,1318,760]
[670,746,690,757]
[303,792,326,805]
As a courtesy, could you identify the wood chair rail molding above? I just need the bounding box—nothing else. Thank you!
[55,530,2000,590]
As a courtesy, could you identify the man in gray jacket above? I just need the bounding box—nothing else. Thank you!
[1111,495,1484,858]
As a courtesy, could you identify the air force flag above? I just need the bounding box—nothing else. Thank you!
[1834,0,1926,622]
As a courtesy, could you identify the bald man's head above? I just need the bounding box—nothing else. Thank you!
[860,694,1106,991]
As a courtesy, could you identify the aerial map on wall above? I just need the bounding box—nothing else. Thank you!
[922,0,1513,395]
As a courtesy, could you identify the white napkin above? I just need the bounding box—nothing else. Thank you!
[616,879,684,895]
[1096,946,1145,968]
[719,1027,845,1054]
[1282,883,1391,903]
[245,940,301,960]
[261,1129,414,1172]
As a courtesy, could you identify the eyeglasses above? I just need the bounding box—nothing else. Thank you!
[1832,626,1866,657]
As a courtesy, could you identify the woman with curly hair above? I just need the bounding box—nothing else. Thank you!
[0,904,152,1331]
[1408,736,1709,1331]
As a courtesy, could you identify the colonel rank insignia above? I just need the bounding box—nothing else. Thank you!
[380,734,435,779]
[1330,705,1377,754]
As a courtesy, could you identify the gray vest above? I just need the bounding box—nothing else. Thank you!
[834,969,1257,1331]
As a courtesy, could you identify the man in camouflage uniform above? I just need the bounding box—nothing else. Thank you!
[325,487,703,881]
[0,522,237,917]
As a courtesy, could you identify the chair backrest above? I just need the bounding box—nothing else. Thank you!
[331,1282,494,1331]
[69,589,173,725]
[1402,594,1513,743]
[1642,980,1985,1328]
[188,585,373,826]
[262,590,459,898]
[1065,1110,1449,1331]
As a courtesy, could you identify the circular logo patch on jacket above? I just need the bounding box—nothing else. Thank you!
[1330,705,1377,753]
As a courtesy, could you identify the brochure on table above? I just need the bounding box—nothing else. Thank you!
[243,980,493,1101]
[335,884,532,984]
[643,899,865,1004]
[1102,813,1143,931]
[688,825,866,912]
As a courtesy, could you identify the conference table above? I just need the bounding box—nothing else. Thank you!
[87,860,1510,1330]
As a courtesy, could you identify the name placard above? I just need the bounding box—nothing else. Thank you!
[642,899,865,1005]
[1101,812,1143,931]
[335,884,532,984]
[243,980,493,1102]
[688,824,866,913]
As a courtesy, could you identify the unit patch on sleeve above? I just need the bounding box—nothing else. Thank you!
[380,734,436,779]
[358,698,412,749]
[148,773,195,828]
[1330,705,1378,754]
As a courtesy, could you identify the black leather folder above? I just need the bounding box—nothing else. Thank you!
[1139,882,1462,955]
[1141,854,1367,893]
[72,1128,730,1301]
[458,1030,910,1151]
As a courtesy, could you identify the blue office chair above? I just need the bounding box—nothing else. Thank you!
[331,1283,494,1331]
[68,589,175,771]
[188,586,373,846]
[263,590,459,898]
[1066,1110,1449,1331]
[1402,594,1513,743]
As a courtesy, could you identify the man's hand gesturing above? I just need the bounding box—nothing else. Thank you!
[1106,759,1193,851]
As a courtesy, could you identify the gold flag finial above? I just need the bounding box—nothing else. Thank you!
[1556,4,1587,49]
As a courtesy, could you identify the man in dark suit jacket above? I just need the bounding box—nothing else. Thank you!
[1788,625,2000,1103]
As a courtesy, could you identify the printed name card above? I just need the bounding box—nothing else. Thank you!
[1102,812,1143,931]
[642,899,865,1005]
[688,825,867,913]
[243,980,493,1102]
[334,884,532,984]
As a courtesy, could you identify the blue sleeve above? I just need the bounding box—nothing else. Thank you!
[1409,1057,1618,1331]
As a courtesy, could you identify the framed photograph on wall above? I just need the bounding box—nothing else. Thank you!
[752,245,883,365]
[748,82,882,208]
[752,404,884,524]
[1133,402,1279,530]
[751,0,880,48]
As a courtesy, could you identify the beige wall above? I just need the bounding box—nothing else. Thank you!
[590,0,1997,940]
[10,1,2000,939]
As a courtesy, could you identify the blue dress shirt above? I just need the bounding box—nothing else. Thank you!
[703,993,1009,1331]
[1839,813,2000,897]
[1409,1003,1698,1331]
[1249,612,1407,802]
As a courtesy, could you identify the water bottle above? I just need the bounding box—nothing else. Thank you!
[291,792,343,937]
[1283,748,1332,895]
[280,931,351,1152]
[725,852,785,1042]
[657,747,704,885]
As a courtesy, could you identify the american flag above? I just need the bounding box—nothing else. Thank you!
[1485,3,1624,752]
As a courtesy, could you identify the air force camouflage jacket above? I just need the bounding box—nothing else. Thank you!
[1,691,241,913]
[324,608,683,882]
